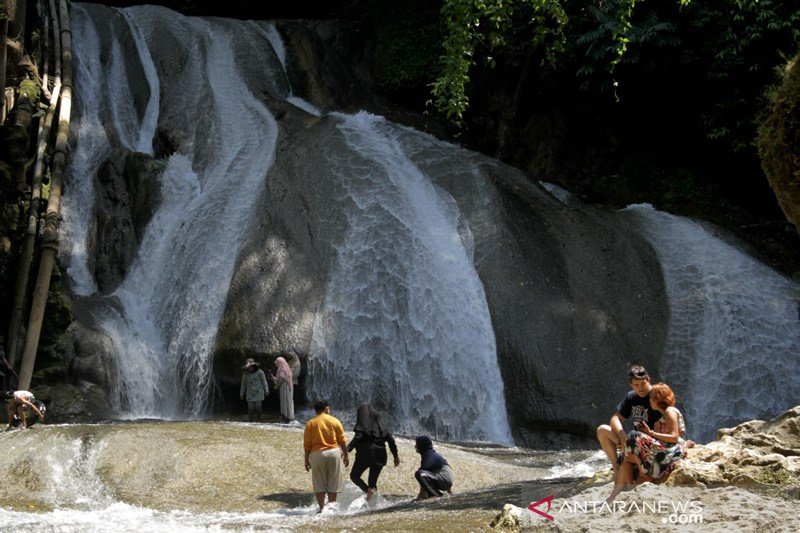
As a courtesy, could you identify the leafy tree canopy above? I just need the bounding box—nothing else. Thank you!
[430,0,800,155]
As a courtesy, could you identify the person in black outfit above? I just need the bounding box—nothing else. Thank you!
[412,435,454,501]
[347,403,400,501]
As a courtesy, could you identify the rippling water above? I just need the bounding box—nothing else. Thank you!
[0,421,601,531]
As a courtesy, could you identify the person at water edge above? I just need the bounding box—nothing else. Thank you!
[303,400,350,511]
[240,358,268,422]
[347,403,400,501]
[268,356,294,422]
[0,335,17,393]
[607,382,686,502]
[286,350,301,387]
[412,435,453,501]
[596,365,663,473]
[5,390,45,430]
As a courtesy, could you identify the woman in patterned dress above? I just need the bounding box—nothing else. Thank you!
[607,382,686,502]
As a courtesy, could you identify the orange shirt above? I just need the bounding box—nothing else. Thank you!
[304,413,346,453]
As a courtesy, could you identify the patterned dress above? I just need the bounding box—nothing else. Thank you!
[625,407,685,479]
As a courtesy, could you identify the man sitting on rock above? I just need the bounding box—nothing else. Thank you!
[596,365,663,473]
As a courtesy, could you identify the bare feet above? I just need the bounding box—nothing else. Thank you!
[366,488,376,501]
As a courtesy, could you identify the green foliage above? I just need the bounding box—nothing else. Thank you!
[689,0,800,152]
[371,1,441,100]
[430,0,567,124]
[430,0,698,123]
[574,1,680,91]
[19,78,41,103]
[430,0,800,164]
[757,54,800,230]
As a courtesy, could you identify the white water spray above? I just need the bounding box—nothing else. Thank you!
[309,111,512,444]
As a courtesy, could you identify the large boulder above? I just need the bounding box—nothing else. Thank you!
[215,99,668,444]
[758,54,800,235]
[667,405,800,488]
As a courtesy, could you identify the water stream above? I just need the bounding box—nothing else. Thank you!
[308,112,512,444]
[62,4,280,417]
[0,422,599,531]
[623,204,800,441]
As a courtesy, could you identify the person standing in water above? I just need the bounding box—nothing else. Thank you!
[240,358,268,422]
[347,403,400,501]
[304,400,349,512]
[268,356,294,422]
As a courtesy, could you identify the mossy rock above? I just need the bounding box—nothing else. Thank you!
[758,54,800,234]
[18,78,41,103]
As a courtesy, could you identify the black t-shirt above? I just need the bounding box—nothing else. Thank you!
[616,390,662,428]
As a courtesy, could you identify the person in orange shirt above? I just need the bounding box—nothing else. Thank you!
[303,400,350,511]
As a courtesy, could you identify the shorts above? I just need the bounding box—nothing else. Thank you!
[309,448,343,493]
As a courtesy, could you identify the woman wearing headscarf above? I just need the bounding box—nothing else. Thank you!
[240,358,268,422]
[412,435,453,501]
[347,403,400,501]
[269,357,294,422]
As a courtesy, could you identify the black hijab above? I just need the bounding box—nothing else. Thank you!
[353,403,388,439]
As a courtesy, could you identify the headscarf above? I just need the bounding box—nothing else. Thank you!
[353,403,387,439]
[274,357,293,388]
[415,435,433,453]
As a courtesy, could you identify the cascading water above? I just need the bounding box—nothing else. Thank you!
[253,22,322,116]
[63,4,281,417]
[308,111,513,444]
[60,5,107,296]
[622,204,800,441]
[62,5,161,298]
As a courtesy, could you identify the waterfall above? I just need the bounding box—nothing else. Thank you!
[64,5,280,417]
[308,111,513,444]
[623,204,800,441]
[60,4,107,296]
[251,22,322,116]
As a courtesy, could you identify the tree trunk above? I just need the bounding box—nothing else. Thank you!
[0,17,8,123]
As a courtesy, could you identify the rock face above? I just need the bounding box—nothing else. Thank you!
[215,98,668,443]
[50,9,669,439]
[90,149,163,294]
[667,405,800,488]
[208,22,669,443]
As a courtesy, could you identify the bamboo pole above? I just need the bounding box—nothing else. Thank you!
[7,0,60,368]
[17,0,71,390]
[0,16,8,123]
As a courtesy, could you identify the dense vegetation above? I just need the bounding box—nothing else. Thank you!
[363,0,800,274]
